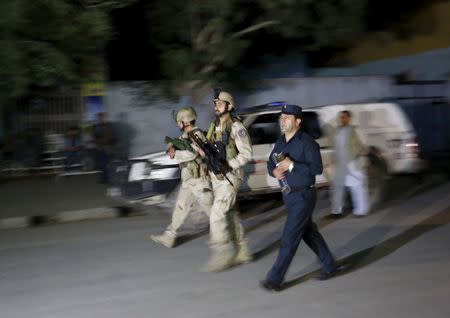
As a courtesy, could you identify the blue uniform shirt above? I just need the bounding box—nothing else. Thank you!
[267,129,323,189]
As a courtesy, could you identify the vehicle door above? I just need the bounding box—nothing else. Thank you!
[241,112,281,193]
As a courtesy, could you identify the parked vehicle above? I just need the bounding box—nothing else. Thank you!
[107,152,180,206]
[313,102,424,206]
[395,98,450,175]
[390,80,450,175]
[107,101,425,208]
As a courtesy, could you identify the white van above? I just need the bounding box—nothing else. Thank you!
[240,101,424,206]
[107,101,424,208]
[315,102,423,175]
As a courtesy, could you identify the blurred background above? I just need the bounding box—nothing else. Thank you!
[0,0,449,204]
[1,2,450,317]
[1,0,449,168]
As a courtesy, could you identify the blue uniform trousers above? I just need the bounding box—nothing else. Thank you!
[266,188,336,285]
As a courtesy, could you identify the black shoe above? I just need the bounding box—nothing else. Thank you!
[317,264,349,281]
[325,213,343,220]
[259,280,283,292]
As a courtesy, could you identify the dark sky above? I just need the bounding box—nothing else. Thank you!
[105,0,159,81]
[366,0,429,31]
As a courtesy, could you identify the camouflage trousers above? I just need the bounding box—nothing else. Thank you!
[209,172,248,253]
[166,176,213,237]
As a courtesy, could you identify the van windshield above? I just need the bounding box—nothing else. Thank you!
[244,111,322,145]
[246,113,281,145]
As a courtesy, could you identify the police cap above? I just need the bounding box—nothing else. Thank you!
[281,104,302,116]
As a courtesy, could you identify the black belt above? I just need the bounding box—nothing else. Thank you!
[289,185,315,192]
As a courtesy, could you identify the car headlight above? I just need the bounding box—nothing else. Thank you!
[148,164,179,180]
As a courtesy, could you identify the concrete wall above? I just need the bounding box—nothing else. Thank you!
[314,47,450,81]
[104,77,394,157]
[104,82,216,157]
[235,76,392,107]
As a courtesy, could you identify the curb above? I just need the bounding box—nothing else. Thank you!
[0,207,125,230]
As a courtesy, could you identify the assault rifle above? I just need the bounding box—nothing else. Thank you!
[164,136,193,152]
[188,132,233,186]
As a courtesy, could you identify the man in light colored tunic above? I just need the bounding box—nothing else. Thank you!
[330,110,370,217]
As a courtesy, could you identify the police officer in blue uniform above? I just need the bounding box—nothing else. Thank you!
[260,104,343,291]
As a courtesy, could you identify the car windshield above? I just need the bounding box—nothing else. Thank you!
[245,113,281,145]
[243,111,323,145]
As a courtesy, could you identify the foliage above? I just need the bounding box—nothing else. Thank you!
[0,0,136,101]
[0,0,369,103]
[145,0,368,86]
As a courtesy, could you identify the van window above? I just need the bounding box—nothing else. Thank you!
[246,111,323,145]
[302,112,323,139]
[247,113,281,145]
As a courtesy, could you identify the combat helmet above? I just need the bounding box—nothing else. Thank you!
[176,107,197,123]
[214,91,236,109]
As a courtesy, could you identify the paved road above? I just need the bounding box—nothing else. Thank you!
[0,174,112,218]
[0,171,443,219]
[1,177,449,318]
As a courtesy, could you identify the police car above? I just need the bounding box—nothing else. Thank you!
[107,101,424,208]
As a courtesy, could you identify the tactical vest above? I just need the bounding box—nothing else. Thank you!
[207,117,244,181]
[180,128,207,179]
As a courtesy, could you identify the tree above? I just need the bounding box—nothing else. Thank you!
[145,0,368,87]
[0,0,136,102]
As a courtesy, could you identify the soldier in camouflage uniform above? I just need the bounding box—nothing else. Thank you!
[151,107,213,248]
[202,91,253,272]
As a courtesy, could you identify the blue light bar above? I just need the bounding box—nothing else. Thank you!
[266,101,287,106]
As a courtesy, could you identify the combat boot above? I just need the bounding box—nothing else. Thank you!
[234,243,253,265]
[201,250,235,272]
[150,233,176,248]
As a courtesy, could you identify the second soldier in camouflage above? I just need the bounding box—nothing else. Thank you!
[150,107,213,248]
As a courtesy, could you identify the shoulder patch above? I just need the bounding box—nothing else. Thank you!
[238,128,247,138]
